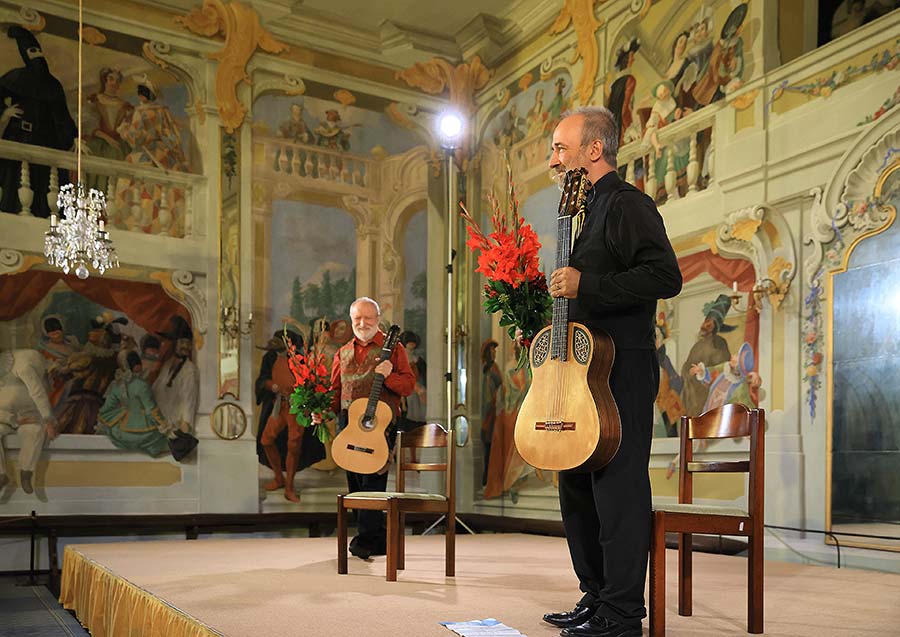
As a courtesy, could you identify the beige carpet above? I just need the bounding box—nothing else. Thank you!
[62,534,900,636]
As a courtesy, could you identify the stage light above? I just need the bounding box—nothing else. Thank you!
[438,112,464,149]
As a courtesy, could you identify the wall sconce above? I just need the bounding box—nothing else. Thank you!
[730,278,789,313]
[220,306,253,339]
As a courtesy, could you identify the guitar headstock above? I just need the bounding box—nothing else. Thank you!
[381,324,401,360]
[557,168,591,218]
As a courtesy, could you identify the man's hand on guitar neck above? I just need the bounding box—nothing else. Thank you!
[374,360,393,377]
[550,266,581,299]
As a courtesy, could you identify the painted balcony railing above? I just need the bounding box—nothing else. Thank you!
[0,139,204,238]
[254,136,378,197]
[617,105,719,206]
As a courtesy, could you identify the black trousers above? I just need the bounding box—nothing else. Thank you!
[558,349,659,627]
[346,468,389,546]
[339,409,395,547]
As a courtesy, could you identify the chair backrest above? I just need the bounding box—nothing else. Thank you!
[395,423,456,505]
[678,404,764,520]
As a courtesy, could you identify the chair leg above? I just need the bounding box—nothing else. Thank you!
[748,529,764,634]
[678,532,692,616]
[649,511,666,637]
[397,512,406,571]
[386,499,398,582]
[337,495,348,575]
[446,511,456,577]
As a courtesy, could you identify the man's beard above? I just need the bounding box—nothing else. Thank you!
[550,168,566,191]
[353,325,379,343]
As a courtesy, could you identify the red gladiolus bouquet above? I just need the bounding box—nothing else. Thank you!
[460,163,552,367]
[283,326,335,443]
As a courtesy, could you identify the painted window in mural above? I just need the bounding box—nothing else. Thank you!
[0,23,196,236]
[400,210,427,427]
[254,201,356,481]
[830,171,900,550]
[818,0,899,46]
[0,273,196,492]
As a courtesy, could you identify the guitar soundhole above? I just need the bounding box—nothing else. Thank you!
[573,328,591,365]
[361,417,375,431]
[532,331,551,367]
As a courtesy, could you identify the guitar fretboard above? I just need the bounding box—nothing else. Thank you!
[364,374,386,420]
[551,202,573,361]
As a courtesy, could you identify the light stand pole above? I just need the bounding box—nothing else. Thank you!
[432,113,475,537]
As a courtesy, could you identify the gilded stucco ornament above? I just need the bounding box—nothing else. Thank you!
[18,6,45,31]
[549,0,606,106]
[152,270,208,347]
[0,249,24,276]
[396,56,492,166]
[177,0,288,133]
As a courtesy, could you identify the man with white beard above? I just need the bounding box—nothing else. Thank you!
[313,297,415,559]
[152,317,199,434]
[0,348,58,493]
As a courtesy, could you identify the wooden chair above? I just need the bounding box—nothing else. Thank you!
[649,404,765,636]
[337,422,456,581]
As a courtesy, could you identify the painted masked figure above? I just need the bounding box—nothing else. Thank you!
[0,26,77,217]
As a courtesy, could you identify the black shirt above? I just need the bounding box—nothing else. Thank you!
[569,170,682,350]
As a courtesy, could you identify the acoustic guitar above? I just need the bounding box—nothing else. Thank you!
[514,168,622,472]
[332,325,401,474]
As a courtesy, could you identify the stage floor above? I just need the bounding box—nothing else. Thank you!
[60,534,900,636]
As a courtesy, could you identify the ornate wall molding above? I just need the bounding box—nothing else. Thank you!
[251,72,306,102]
[153,270,209,344]
[177,0,289,132]
[0,249,24,276]
[142,40,209,113]
[711,203,797,312]
[548,0,606,106]
[397,56,492,165]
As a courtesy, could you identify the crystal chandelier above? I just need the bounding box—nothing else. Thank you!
[43,0,118,279]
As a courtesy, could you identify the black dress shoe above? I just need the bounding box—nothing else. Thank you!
[348,538,372,560]
[560,616,641,637]
[543,604,596,628]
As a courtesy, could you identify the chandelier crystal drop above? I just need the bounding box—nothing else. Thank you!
[44,183,119,279]
[43,0,118,279]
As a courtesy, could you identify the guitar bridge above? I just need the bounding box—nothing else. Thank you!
[535,421,575,432]
[346,444,375,454]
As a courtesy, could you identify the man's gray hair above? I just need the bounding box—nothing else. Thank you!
[350,296,381,315]
[562,106,619,167]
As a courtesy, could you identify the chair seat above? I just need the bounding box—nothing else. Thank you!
[345,491,447,501]
[653,503,748,517]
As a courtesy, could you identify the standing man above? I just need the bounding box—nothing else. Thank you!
[314,297,415,559]
[542,107,682,637]
[152,317,199,435]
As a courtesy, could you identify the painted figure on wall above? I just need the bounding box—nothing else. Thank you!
[526,88,546,136]
[0,348,57,494]
[280,101,311,143]
[544,77,569,135]
[642,80,689,198]
[256,329,325,502]
[118,74,188,172]
[54,315,127,435]
[37,316,80,405]
[399,331,426,428]
[679,293,735,417]
[495,103,526,149]
[314,109,352,151]
[0,26,77,217]
[480,339,503,487]
[655,312,684,437]
[139,334,162,384]
[152,316,198,434]
[689,3,748,107]
[690,341,761,412]
[86,67,134,162]
[97,350,173,457]
[607,38,641,146]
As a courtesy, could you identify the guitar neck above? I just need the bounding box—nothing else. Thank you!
[364,373,386,419]
[552,212,571,361]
